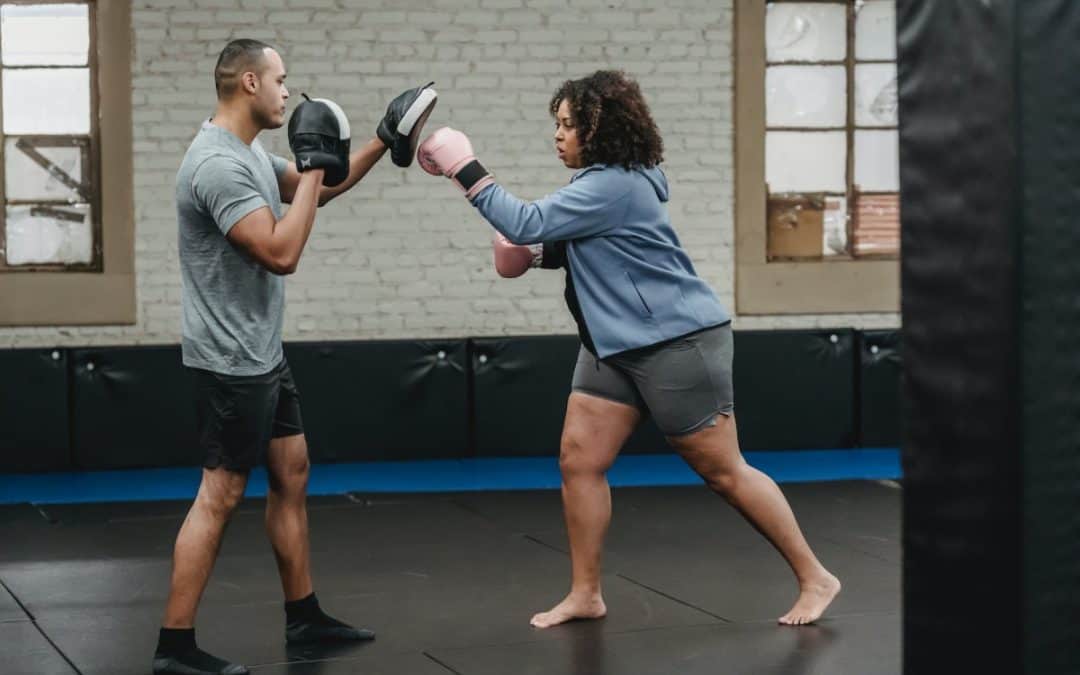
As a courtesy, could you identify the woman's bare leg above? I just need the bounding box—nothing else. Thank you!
[530,392,640,628]
[667,414,841,625]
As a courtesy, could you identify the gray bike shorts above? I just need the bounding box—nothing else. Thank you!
[571,322,735,437]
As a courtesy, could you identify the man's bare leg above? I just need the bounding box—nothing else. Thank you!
[266,433,373,644]
[163,467,249,628]
[265,434,312,601]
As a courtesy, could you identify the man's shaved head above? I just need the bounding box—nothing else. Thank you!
[214,38,274,99]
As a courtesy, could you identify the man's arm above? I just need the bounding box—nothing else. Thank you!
[228,169,324,275]
[279,82,436,206]
[278,138,388,207]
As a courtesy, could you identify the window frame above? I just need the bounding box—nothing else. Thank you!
[0,0,133,325]
[735,0,900,315]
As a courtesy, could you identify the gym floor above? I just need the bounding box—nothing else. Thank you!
[1,480,899,675]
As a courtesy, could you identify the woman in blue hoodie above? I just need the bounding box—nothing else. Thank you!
[418,71,840,628]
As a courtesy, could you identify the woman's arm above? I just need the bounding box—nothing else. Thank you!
[472,174,631,244]
[418,127,632,244]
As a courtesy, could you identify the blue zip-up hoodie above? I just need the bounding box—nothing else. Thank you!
[473,164,730,358]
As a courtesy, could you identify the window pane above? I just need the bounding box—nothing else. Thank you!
[766,131,846,192]
[855,63,898,127]
[853,193,900,257]
[2,68,90,134]
[855,0,896,61]
[4,139,85,201]
[854,129,900,191]
[767,193,825,260]
[1,4,89,66]
[767,65,846,128]
[766,3,847,62]
[4,204,92,265]
[823,196,848,256]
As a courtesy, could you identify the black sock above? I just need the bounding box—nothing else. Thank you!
[156,627,196,656]
[155,628,239,672]
[284,592,350,628]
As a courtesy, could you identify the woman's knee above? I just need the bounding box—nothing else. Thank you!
[559,432,611,478]
[701,466,741,496]
[668,421,745,494]
[686,448,748,495]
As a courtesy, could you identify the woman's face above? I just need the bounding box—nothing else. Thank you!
[554,99,583,169]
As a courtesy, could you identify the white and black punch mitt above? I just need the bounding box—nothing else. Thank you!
[376,81,438,167]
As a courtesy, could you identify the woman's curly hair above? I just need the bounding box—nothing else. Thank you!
[549,70,664,170]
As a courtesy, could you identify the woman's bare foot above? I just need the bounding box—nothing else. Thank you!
[778,572,841,626]
[530,591,607,628]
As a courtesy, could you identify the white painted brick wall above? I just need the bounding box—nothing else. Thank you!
[0,0,899,349]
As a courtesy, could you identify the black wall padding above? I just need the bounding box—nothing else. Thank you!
[732,330,856,451]
[70,346,200,470]
[471,335,576,457]
[899,1,1080,671]
[0,348,70,472]
[858,331,901,448]
[283,340,468,461]
[471,336,668,456]
[5,326,895,472]
[473,330,858,456]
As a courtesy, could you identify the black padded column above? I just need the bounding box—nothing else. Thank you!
[898,1,1080,672]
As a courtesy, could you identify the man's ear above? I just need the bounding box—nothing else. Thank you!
[242,70,258,95]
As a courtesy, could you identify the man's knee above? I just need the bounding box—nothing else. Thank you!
[199,470,248,516]
[269,439,310,493]
[273,455,310,491]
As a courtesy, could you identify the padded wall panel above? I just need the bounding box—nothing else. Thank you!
[70,346,199,470]
[284,340,468,461]
[473,330,856,456]
[471,336,576,457]
[22,327,872,472]
[859,331,902,448]
[471,336,668,457]
[732,330,856,451]
[0,348,70,472]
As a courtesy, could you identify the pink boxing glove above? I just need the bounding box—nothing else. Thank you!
[492,232,543,278]
[417,127,495,200]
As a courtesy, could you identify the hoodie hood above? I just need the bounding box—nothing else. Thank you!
[635,165,669,203]
[572,164,670,203]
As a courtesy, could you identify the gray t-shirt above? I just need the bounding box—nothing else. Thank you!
[177,120,289,376]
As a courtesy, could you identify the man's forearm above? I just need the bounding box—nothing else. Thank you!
[319,138,388,206]
[272,171,322,273]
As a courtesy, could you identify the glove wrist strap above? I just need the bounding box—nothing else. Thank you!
[454,160,490,192]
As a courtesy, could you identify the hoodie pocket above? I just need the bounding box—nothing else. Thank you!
[625,271,653,317]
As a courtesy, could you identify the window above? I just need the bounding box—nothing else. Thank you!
[0,0,133,326]
[765,0,899,260]
[0,1,99,270]
[735,0,899,314]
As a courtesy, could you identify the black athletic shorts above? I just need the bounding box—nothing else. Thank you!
[190,359,304,472]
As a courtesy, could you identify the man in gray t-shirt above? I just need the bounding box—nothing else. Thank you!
[155,39,437,675]
[177,120,289,376]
